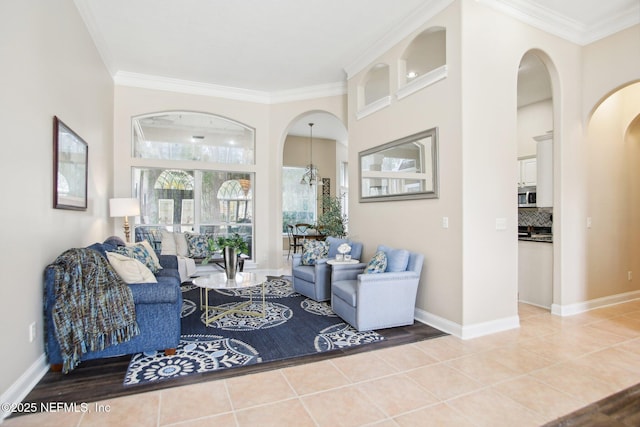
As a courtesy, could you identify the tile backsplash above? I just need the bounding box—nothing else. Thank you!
[519,208,553,228]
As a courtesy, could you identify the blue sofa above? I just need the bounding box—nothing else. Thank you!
[292,236,364,302]
[44,240,183,371]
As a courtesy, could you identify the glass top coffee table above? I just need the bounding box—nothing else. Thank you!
[192,271,267,325]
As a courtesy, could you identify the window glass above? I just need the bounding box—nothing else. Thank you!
[133,112,255,164]
[131,112,255,259]
[282,166,317,233]
[133,168,254,258]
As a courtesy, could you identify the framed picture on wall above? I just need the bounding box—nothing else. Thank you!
[53,116,88,210]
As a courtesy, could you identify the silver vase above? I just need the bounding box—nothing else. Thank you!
[223,246,238,280]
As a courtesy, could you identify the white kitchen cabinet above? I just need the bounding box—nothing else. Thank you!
[518,157,537,187]
[518,240,553,308]
[536,137,553,207]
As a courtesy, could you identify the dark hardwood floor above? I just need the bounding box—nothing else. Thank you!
[543,382,640,427]
[23,322,446,407]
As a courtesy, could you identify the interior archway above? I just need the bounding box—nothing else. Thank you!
[280,112,348,263]
[585,82,640,301]
[516,50,555,311]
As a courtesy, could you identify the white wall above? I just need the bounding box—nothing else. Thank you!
[0,0,113,402]
[566,24,640,307]
[347,0,596,334]
[348,2,465,327]
[583,25,640,120]
[517,100,553,157]
[585,83,640,300]
[460,1,587,328]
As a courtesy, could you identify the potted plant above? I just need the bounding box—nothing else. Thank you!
[204,233,248,279]
[315,195,347,238]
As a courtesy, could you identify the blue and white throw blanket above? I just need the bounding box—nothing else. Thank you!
[49,248,139,373]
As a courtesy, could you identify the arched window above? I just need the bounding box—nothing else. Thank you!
[133,111,255,164]
[217,179,252,223]
[154,170,195,190]
[132,112,255,259]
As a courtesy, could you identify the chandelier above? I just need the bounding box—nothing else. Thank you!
[300,122,322,186]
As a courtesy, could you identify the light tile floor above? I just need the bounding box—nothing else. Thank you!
[7,301,640,427]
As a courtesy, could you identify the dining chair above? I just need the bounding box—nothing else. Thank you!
[286,224,302,259]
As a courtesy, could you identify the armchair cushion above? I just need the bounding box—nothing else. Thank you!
[293,264,316,283]
[326,237,349,258]
[364,250,387,274]
[378,245,410,272]
[301,240,329,265]
[332,280,357,306]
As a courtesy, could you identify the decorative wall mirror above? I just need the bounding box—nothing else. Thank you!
[53,116,88,210]
[359,128,438,202]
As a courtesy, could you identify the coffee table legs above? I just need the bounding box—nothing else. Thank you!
[200,281,266,325]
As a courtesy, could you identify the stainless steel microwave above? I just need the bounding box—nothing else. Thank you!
[518,186,536,207]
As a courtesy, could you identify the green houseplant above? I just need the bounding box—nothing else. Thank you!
[315,195,347,238]
[204,233,248,279]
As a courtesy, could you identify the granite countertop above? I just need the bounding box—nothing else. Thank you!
[518,226,552,243]
[518,234,553,243]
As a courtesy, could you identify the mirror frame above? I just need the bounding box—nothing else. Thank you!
[53,116,88,210]
[359,128,438,202]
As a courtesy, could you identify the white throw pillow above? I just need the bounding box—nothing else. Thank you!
[160,230,177,255]
[174,233,189,257]
[107,252,157,284]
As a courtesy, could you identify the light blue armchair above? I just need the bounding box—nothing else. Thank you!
[292,236,363,302]
[331,245,424,331]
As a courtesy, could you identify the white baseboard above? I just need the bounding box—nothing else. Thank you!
[415,307,463,337]
[1,353,48,422]
[415,307,520,340]
[459,315,520,339]
[551,290,640,316]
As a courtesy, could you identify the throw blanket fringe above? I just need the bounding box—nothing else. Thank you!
[49,248,140,373]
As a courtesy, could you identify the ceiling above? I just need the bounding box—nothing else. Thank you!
[74,0,639,138]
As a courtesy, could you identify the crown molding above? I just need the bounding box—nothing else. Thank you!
[344,0,454,80]
[481,0,640,46]
[580,3,640,45]
[269,81,347,104]
[113,71,346,104]
[114,72,272,103]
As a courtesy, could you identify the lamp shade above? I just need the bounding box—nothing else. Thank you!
[109,198,140,217]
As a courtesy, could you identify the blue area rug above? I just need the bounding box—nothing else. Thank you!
[124,277,384,385]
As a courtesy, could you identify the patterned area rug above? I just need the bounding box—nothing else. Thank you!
[124,277,384,385]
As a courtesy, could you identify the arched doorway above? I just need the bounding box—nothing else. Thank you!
[516,51,555,311]
[585,82,640,300]
[281,112,348,263]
